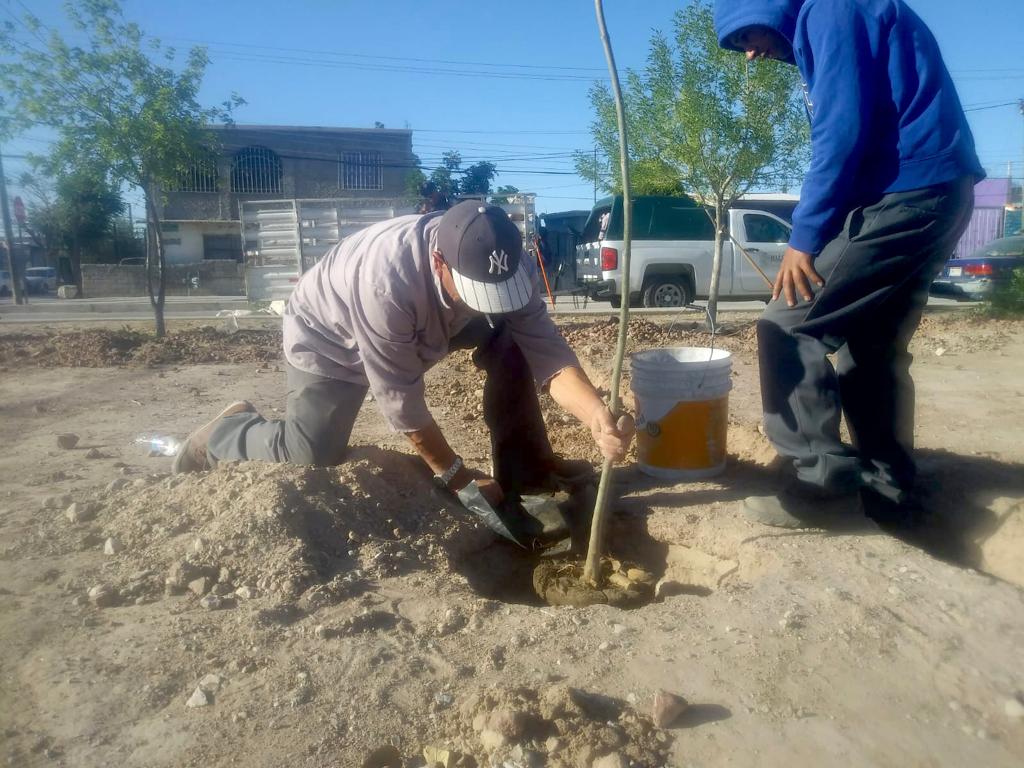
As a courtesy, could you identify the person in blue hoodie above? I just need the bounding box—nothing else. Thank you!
[713,0,984,527]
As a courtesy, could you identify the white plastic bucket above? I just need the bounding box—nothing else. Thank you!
[629,347,732,480]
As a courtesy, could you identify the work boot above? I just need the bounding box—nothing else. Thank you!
[859,486,927,530]
[519,456,596,495]
[743,483,862,529]
[172,401,255,474]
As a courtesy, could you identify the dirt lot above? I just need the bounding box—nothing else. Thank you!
[1,312,1023,767]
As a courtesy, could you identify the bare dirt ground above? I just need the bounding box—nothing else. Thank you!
[1,312,1023,767]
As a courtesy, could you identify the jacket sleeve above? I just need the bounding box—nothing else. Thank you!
[349,280,433,433]
[505,258,581,388]
[790,1,881,255]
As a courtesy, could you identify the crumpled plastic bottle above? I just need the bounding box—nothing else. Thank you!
[134,434,182,457]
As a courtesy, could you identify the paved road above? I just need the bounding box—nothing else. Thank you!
[0,293,972,324]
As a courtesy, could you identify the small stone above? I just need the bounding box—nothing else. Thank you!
[592,752,628,768]
[472,713,488,732]
[85,447,104,459]
[64,502,97,523]
[436,607,467,636]
[314,624,336,640]
[433,691,454,709]
[217,566,233,583]
[185,686,210,708]
[188,577,211,597]
[545,736,562,753]
[56,433,80,450]
[611,623,627,635]
[199,594,224,610]
[231,711,248,723]
[87,584,118,608]
[652,689,689,728]
[71,595,88,607]
[105,479,129,493]
[103,537,122,556]
[487,708,526,739]
[235,586,256,600]
[1005,697,1024,719]
[198,674,222,693]
[479,729,506,751]
[210,582,234,596]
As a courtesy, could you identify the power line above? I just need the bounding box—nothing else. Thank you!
[165,36,607,74]
[964,101,1020,113]
[203,48,596,83]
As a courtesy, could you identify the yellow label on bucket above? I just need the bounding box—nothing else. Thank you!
[638,396,729,471]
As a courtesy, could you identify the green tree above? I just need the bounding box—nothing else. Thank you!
[404,154,428,198]
[19,162,124,291]
[460,161,497,196]
[491,184,521,204]
[575,0,808,323]
[429,150,463,201]
[0,0,243,336]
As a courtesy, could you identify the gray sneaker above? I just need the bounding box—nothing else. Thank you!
[743,486,861,529]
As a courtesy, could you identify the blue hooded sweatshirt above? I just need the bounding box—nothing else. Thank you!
[714,0,984,255]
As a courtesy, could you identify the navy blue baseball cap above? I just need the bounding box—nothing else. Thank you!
[437,201,532,314]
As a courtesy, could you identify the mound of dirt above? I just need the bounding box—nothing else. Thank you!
[83,454,492,606]
[560,316,758,363]
[422,683,671,768]
[0,327,282,368]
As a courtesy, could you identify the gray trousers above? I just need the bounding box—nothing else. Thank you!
[759,177,975,498]
[207,318,558,487]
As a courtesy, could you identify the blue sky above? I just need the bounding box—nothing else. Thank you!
[4,0,1023,216]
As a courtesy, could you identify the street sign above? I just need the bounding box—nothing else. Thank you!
[13,196,25,224]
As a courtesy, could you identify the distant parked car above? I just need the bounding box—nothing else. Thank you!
[23,266,58,294]
[0,269,12,297]
[932,236,1024,300]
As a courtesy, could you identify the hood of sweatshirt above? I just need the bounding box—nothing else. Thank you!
[713,0,805,64]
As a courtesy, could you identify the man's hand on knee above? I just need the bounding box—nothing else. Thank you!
[775,246,825,307]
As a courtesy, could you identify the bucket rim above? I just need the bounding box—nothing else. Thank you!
[630,346,732,365]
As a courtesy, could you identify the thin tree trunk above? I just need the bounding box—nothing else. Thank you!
[706,199,725,330]
[144,188,166,338]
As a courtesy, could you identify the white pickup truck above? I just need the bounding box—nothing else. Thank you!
[575,195,794,307]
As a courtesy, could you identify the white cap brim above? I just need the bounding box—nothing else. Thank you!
[450,265,533,314]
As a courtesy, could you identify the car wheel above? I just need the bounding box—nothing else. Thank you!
[642,278,692,308]
[0,286,10,297]
[609,295,622,309]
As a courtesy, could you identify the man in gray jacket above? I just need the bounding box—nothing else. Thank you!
[174,201,633,511]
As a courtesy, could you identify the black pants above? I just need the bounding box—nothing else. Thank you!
[758,177,975,499]
[208,317,557,491]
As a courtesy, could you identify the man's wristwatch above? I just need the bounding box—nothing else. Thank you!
[433,455,464,490]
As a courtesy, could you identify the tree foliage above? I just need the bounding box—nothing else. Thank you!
[0,0,243,334]
[574,0,809,322]
[19,162,124,285]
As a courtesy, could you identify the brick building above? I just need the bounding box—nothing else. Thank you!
[158,124,415,265]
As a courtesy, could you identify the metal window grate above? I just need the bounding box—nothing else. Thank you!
[174,153,219,192]
[231,146,283,194]
[342,151,383,191]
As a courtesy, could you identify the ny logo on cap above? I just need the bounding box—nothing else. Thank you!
[488,249,510,275]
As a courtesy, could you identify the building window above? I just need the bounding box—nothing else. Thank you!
[231,146,282,194]
[203,234,243,261]
[342,151,383,191]
[174,152,219,193]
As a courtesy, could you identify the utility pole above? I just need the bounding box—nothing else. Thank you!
[0,146,26,304]
[593,146,598,203]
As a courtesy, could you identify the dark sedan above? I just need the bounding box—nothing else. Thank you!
[931,235,1024,300]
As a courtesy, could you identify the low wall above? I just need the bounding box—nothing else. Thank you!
[82,261,245,298]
